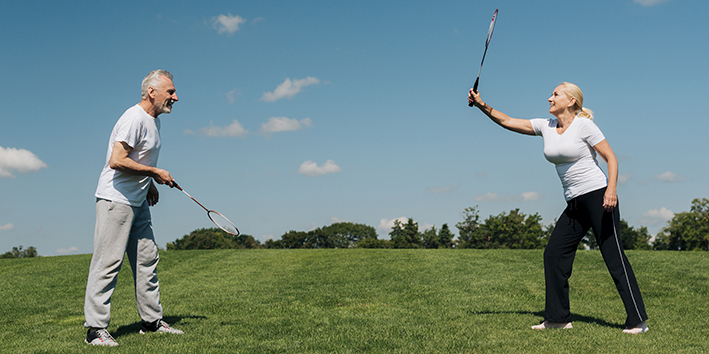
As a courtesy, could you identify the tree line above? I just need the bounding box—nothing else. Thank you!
[0,245,39,259]
[7,198,703,256]
[166,198,709,252]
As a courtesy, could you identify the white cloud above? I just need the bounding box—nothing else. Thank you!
[260,77,320,102]
[377,217,431,234]
[641,207,675,225]
[634,0,670,6]
[56,246,79,254]
[618,173,633,185]
[198,120,249,138]
[520,191,541,202]
[378,217,408,234]
[420,223,434,231]
[475,192,509,202]
[330,217,350,224]
[0,146,48,178]
[0,223,15,231]
[212,13,247,34]
[297,160,341,177]
[259,117,312,135]
[226,88,241,104]
[654,171,685,183]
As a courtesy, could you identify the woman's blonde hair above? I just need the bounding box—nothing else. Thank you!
[560,82,594,120]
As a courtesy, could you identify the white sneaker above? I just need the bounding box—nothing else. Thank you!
[531,321,573,330]
[622,321,649,334]
[85,328,119,347]
[140,319,184,334]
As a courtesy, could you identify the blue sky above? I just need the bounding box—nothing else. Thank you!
[1,0,707,256]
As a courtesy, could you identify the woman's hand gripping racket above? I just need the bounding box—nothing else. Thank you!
[469,9,498,107]
[173,182,240,236]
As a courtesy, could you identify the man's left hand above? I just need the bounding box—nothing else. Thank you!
[147,181,159,206]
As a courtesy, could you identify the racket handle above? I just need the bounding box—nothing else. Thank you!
[468,78,480,107]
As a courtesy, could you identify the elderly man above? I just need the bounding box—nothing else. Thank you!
[84,70,183,347]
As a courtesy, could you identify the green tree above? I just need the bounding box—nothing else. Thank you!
[455,207,482,249]
[619,220,652,250]
[389,218,422,249]
[457,207,545,249]
[422,225,439,249]
[0,245,39,259]
[231,234,262,249]
[389,219,406,248]
[264,238,285,249]
[268,222,380,249]
[167,228,261,250]
[280,230,311,249]
[654,198,709,251]
[438,224,454,249]
[319,222,378,248]
[404,218,422,248]
[482,209,544,249]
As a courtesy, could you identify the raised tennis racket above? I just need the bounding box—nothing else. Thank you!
[173,182,240,236]
[469,9,498,107]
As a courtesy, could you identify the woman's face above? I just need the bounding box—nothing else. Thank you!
[548,85,575,116]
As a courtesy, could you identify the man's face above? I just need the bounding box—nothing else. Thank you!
[152,76,178,115]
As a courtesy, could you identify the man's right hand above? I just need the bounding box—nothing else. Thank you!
[152,168,175,187]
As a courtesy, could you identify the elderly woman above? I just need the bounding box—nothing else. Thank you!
[468,82,648,334]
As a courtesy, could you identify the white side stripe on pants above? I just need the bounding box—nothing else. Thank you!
[611,212,643,321]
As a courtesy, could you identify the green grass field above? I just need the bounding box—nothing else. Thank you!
[1,249,708,353]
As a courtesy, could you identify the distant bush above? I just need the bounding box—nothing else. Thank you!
[166,228,262,250]
[1,245,39,259]
[265,222,379,249]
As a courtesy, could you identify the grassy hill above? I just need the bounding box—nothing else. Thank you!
[1,249,708,353]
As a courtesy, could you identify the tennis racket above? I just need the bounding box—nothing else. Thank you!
[173,182,240,236]
[469,9,498,107]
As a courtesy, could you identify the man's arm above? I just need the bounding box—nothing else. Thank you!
[109,141,174,186]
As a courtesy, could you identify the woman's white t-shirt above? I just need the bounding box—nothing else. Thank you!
[95,105,162,207]
[530,117,607,201]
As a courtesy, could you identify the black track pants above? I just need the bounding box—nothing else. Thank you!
[543,187,648,327]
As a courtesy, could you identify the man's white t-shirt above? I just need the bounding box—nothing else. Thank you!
[95,104,161,207]
[530,117,607,201]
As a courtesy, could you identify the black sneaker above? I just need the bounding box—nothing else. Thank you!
[85,328,119,346]
[139,319,184,334]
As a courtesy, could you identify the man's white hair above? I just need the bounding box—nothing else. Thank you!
[141,70,173,99]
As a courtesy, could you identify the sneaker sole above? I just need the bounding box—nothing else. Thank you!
[85,339,119,347]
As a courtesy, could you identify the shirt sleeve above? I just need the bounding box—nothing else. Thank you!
[530,118,549,136]
[579,119,605,147]
[113,116,143,149]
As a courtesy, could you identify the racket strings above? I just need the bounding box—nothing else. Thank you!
[208,211,240,236]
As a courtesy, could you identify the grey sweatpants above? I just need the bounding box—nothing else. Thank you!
[84,199,163,329]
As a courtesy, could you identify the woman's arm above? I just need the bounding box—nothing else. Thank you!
[469,89,535,136]
[592,139,618,211]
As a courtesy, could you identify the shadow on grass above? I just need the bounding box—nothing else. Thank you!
[468,310,622,329]
[113,315,207,338]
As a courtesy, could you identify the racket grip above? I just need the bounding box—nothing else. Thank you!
[468,79,480,107]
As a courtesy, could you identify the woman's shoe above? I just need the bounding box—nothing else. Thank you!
[622,321,649,334]
[531,321,573,330]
